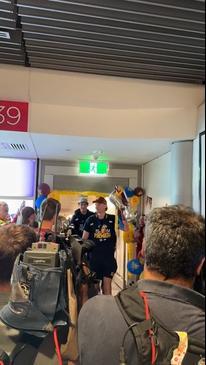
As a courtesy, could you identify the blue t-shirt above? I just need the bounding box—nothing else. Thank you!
[35,195,47,209]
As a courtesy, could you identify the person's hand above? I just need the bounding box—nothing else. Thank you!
[6,214,11,222]
[19,200,26,212]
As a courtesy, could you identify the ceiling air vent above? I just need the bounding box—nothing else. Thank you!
[0,31,10,39]
[0,142,29,152]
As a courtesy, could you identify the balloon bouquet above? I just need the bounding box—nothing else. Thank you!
[109,185,145,278]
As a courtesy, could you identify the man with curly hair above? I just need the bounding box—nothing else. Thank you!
[0,224,37,286]
[79,205,205,365]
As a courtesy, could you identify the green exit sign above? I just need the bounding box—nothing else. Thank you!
[79,161,109,175]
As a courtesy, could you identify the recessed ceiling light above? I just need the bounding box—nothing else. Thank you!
[0,31,10,40]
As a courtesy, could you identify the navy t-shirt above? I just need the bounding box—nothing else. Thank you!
[84,214,116,254]
[70,209,94,237]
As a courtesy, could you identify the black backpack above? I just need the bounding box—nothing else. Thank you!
[115,285,205,365]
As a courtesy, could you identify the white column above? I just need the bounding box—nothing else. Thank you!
[171,140,193,207]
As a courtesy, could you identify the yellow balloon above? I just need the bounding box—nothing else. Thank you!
[130,196,140,207]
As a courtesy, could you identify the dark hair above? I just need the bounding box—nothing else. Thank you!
[0,224,37,283]
[22,207,35,225]
[145,205,205,279]
[41,198,61,221]
[38,183,51,196]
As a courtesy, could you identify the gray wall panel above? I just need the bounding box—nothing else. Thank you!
[53,175,129,193]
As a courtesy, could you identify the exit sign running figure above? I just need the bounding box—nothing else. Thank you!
[79,161,109,176]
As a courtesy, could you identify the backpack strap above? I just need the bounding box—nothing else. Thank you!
[116,285,205,365]
[151,311,205,357]
[115,286,157,365]
[140,291,158,364]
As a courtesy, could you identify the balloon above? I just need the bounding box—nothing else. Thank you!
[109,191,125,210]
[127,259,144,275]
[110,185,144,229]
[115,186,128,206]
[125,187,135,198]
[124,206,136,224]
[134,187,145,197]
[130,196,140,207]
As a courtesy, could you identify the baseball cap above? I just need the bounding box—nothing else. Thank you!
[93,197,107,205]
[78,197,89,204]
[0,300,52,337]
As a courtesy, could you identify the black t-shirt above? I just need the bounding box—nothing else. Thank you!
[84,214,116,254]
[70,209,94,237]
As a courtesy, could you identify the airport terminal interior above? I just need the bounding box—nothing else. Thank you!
[0,1,205,365]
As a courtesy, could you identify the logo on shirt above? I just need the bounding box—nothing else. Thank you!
[94,225,112,240]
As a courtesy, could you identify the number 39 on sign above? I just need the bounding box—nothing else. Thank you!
[0,101,29,132]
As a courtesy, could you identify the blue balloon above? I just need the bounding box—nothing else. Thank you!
[127,259,144,275]
[125,187,135,198]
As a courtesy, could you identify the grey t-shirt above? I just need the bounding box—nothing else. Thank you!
[78,280,205,365]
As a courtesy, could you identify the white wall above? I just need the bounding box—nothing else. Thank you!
[0,65,204,139]
[143,103,205,214]
[171,141,193,207]
[193,137,200,213]
[143,152,172,210]
[197,103,205,134]
[193,103,205,215]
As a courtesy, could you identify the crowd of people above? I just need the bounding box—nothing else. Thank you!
[0,186,205,365]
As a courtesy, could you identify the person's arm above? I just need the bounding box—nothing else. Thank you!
[12,201,25,224]
[111,215,117,250]
[70,214,78,235]
[70,213,75,226]
[82,216,92,240]
[82,230,89,240]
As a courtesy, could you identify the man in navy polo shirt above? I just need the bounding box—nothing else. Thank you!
[70,197,93,238]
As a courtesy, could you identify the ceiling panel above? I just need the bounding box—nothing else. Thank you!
[0,0,26,65]
[21,24,204,50]
[0,130,173,163]
[0,0,205,84]
[0,131,37,158]
[30,133,173,164]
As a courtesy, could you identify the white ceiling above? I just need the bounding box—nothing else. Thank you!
[0,130,175,164]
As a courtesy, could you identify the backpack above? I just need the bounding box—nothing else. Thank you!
[115,285,205,365]
[0,246,72,338]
